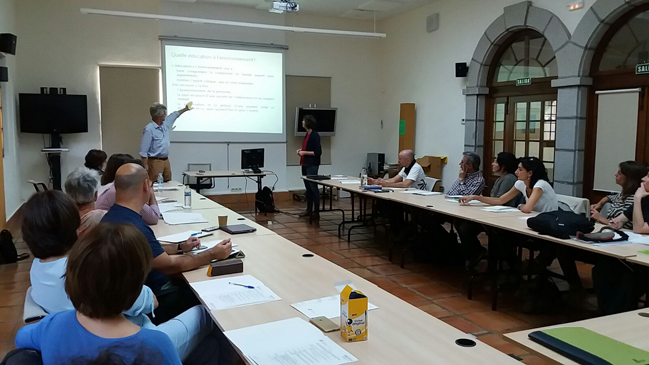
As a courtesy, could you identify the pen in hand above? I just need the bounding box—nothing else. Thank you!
[229,282,255,289]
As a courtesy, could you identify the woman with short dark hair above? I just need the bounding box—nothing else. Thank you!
[16,223,181,365]
[85,149,108,175]
[297,115,322,219]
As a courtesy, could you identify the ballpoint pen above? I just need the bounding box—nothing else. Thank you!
[229,282,255,289]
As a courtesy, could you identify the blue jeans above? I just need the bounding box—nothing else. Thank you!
[142,305,219,363]
[302,165,319,213]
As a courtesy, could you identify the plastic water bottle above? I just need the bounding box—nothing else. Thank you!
[184,185,192,208]
[157,173,164,185]
[361,167,368,186]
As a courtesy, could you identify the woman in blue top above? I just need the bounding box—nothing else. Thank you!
[15,223,182,365]
[297,115,322,219]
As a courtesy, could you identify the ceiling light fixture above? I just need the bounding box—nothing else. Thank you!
[80,8,386,39]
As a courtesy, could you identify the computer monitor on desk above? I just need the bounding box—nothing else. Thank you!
[241,148,264,174]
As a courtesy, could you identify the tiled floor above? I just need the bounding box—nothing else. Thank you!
[0,196,602,363]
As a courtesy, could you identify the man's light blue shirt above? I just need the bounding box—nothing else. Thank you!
[139,111,180,158]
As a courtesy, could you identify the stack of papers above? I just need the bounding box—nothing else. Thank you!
[162,212,208,225]
[189,275,280,311]
[225,317,358,365]
[339,180,360,185]
[446,199,482,205]
[158,202,182,214]
[157,230,213,243]
[291,295,378,319]
[156,186,179,191]
[156,196,175,203]
[482,206,520,213]
[624,232,649,245]
[413,191,441,196]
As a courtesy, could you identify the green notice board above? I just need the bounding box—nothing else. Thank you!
[399,120,406,136]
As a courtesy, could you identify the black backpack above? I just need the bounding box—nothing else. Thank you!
[0,229,18,264]
[255,187,278,213]
[527,210,594,239]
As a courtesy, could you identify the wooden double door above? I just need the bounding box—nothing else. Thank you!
[485,94,557,190]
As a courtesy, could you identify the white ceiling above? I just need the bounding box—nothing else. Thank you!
[166,0,438,20]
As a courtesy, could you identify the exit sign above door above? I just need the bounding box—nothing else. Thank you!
[516,77,531,86]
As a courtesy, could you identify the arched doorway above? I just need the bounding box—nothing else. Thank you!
[584,4,649,199]
[484,30,558,191]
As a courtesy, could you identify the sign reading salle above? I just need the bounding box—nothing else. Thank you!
[637,63,649,75]
[516,77,531,86]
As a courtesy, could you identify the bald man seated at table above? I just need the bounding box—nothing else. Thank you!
[101,163,233,324]
[368,149,427,190]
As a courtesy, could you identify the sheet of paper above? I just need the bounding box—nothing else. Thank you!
[157,230,213,243]
[519,216,531,220]
[413,191,441,196]
[291,295,378,319]
[339,180,360,184]
[189,274,280,311]
[162,212,208,225]
[482,206,519,213]
[225,317,358,365]
[624,232,649,245]
[190,241,239,254]
[156,186,179,191]
[156,196,172,202]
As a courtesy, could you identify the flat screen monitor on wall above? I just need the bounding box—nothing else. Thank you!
[295,107,337,137]
[19,94,88,134]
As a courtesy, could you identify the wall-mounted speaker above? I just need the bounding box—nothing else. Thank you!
[0,33,17,55]
[455,62,469,78]
[426,13,439,33]
[0,67,8,82]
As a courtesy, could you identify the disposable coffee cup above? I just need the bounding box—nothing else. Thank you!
[218,216,228,227]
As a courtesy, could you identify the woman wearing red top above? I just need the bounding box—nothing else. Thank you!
[297,115,322,219]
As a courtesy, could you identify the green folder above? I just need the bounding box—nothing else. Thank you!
[529,327,649,365]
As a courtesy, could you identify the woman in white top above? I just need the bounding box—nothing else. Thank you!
[460,157,557,213]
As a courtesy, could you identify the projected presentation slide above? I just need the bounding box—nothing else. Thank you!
[164,45,283,134]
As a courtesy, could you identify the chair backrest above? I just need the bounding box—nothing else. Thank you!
[0,349,43,365]
[421,177,438,192]
[557,194,591,219]
[27,180,48,192]
[23,287,47,323]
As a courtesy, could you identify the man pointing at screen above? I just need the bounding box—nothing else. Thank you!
[140,102,192,182]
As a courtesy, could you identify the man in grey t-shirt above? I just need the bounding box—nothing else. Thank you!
[369,150,428,190]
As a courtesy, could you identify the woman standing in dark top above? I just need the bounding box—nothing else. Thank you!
[297,115,322,219]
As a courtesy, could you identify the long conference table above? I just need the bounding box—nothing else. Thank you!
[302,176,649,364]
[302,176,649,261]
[151,181,520,364]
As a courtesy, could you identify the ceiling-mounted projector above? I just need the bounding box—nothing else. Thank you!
[269,1,299,14]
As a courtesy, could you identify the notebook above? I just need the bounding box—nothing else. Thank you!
[529,327,649,365]
[220,224,257,235]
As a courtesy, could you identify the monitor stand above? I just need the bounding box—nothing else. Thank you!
[43,132,65,190]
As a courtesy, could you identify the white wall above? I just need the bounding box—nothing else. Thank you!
[0,0,22,218]
[378,0,592,190]
[13,0,161,205]
[4,0,597,213]
[8,0,382,203]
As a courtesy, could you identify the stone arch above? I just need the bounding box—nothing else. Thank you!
[571,0,649,80]
[463,1,573,192]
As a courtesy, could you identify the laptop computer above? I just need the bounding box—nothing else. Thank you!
[220,224,257,235]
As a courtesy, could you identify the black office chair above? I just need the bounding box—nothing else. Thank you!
[0,349,43,365]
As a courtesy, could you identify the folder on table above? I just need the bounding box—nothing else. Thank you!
[529,327,649,365]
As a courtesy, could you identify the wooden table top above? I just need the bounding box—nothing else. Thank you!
[505,308,649,365]
[183,234,519,364]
